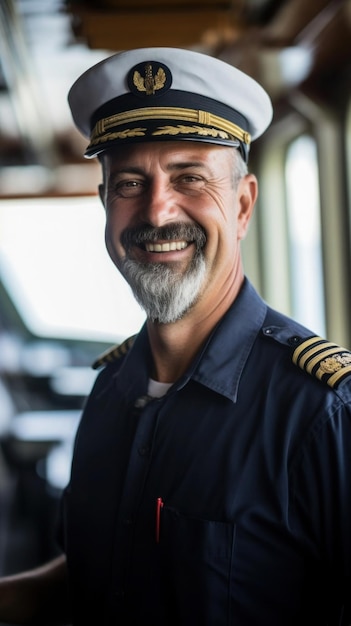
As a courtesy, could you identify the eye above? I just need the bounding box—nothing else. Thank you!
[112,179,146,198]
[175,174,206,192]
[181,173,202,182]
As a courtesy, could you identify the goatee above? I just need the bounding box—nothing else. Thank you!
[120,223,207,324]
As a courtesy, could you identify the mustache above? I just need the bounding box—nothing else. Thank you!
[121,223,207,251]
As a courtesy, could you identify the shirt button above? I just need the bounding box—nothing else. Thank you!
[138,444,150,456]
[288,335,301,346]
[263,327,273,335]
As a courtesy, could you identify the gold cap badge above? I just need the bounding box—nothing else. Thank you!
[128,61,172,97]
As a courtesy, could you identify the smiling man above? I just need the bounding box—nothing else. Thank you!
[0,47,351,626]
[99,139,257,384]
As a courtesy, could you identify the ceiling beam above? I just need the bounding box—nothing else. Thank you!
[70,7,246,50]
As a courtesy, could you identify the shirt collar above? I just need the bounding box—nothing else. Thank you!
[188,279,267,402]
[119,279,266,404]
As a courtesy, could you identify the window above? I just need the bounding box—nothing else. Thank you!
[285,135,325,335]
[0,196,146,341]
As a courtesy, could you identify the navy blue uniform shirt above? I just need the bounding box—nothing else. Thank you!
[60,279,351,625]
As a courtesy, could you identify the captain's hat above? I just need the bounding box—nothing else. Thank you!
[68,47,273,163]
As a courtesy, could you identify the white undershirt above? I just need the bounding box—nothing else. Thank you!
[147,378,173,398]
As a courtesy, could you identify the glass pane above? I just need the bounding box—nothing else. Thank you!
[285,135,326,336]
[0,196,146,341]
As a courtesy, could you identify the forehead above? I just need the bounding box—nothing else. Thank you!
[102,140,234,169]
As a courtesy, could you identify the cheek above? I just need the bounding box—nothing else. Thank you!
[195,196,235,254]
[104,214,123,265]
[104,227,116,266]
[201,188,237,235]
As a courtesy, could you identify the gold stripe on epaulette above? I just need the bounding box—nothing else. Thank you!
[292,336,324,364]
[292,336,351,389]
[92,334,137,370]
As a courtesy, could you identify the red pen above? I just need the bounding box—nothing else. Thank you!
[155,497,164,543]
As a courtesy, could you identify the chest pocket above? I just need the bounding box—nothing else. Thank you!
[158,504,235,625]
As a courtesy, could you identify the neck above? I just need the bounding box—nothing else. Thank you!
[147,271,244,383]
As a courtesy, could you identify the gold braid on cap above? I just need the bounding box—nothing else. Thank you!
[89,106,251,148]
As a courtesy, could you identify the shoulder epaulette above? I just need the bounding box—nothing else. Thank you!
[92,334,137,370]
[292,335,351,389]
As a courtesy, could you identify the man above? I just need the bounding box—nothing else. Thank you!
[0,47,351,625]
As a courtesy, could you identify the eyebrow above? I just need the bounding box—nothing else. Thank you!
[167,161,208,170]
[109,166,145,177]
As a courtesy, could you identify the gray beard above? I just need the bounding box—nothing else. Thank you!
[121,251,207,324]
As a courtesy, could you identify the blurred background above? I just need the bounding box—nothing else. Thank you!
[0,0,350,589]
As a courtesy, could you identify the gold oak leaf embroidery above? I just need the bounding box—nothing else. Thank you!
[92,128,146,144]
[133,64,166,95]
[317,352,351,377]
[152,125,230,139]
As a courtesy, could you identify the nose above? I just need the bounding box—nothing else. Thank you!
[141,178,179,227]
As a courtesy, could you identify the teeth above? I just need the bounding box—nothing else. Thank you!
[145,241,188,252]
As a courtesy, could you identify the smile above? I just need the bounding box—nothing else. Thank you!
[145,241,189,252]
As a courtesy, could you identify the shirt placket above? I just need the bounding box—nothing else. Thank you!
[106,393,161,617]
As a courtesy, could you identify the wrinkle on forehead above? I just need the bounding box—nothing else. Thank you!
[100,141,235,174]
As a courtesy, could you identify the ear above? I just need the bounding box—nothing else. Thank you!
[237,173,258,240]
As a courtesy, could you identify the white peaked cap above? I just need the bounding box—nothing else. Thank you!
[68,47,273,162]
